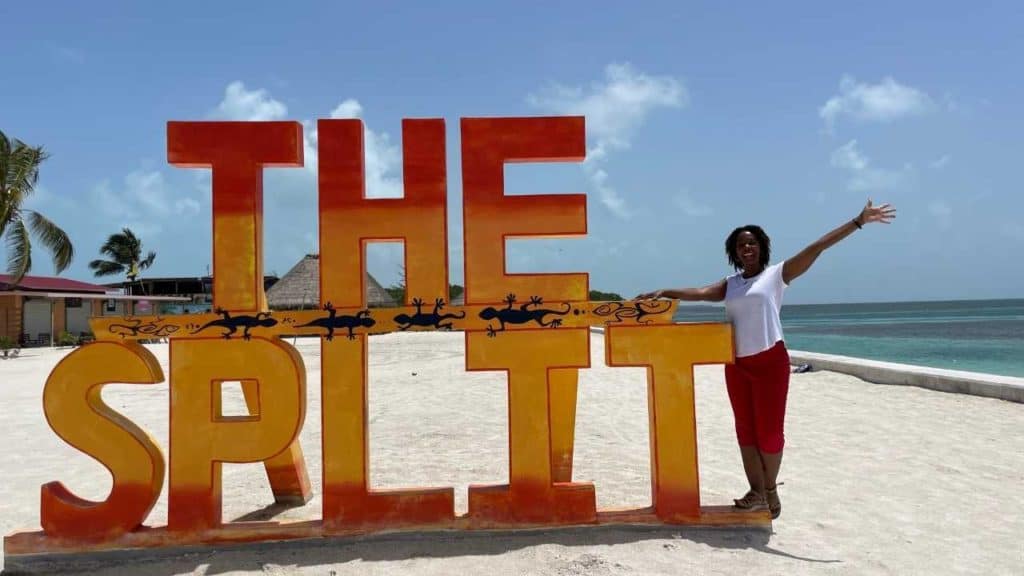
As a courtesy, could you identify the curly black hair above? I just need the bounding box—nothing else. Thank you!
[725,225,771,271]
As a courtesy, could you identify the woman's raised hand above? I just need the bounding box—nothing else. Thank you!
[859,199,897,225]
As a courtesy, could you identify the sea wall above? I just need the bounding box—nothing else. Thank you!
[787,350,1024,404]
[589,327,1023,403]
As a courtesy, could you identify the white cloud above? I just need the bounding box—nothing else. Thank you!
[528,63,686,219]
[83,83,402,280]
[529,63,687,144]
[820,75,932,132]
[22,184,77,211]
[326,98,402,198]
[204,83,404,279]
[214,81,287,121]
[91,169,202,236]
[830,140,912,192]
[930,154,951,169]
[587,164,628,218]
[330,99,363,119]
[124,170,170,214]
[672,190,712,217]
[175,197,201,214]
[210,84,402,199]
[831,140,869,172]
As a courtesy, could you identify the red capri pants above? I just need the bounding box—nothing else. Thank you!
[724,340,790,453]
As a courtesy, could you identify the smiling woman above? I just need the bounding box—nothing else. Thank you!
[637,199,896,520]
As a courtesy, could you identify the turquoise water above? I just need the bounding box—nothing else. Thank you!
[673,299,1024,378]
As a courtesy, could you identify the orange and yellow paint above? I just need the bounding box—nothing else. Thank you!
[5,116,766,561]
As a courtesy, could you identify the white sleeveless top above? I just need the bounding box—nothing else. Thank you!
[724,261,788,358]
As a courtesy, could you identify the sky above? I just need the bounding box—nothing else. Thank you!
[2,1,1022,305]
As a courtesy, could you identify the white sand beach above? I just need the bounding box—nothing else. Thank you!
[2,331,1022,575]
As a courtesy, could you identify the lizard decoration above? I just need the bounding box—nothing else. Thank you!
[296,302,376,340]
[188,308,278,340]
[592,300,674,325]
[91,300,679,341]
[393,297,466,331]
[108,317,181,339]
[478,294,572,337]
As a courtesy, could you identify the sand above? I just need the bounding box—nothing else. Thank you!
[1,331,1022,575]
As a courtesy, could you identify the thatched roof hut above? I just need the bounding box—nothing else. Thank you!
[267,254,397,309]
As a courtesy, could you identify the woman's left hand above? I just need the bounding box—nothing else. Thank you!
[858,199,897,225]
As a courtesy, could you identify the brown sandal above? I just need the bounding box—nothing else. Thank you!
[733,490,767,511]
[766,485,781,519]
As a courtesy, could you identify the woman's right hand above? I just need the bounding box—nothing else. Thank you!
[635,289,663,300]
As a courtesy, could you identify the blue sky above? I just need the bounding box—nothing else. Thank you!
[3,1,1022,304]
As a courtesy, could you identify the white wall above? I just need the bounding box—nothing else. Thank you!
[22,298,52,344]
[65,300,91,335]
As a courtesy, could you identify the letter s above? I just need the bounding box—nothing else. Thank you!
[41,342,165,540]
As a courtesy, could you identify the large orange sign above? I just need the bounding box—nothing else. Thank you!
[5,116,766,562]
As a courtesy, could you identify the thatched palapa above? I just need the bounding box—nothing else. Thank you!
[267,254,396,309]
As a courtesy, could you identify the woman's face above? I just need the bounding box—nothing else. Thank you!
[735,230,761,270]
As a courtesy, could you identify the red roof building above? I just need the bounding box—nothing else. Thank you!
[0,274,188,347]
[0,274,111,294]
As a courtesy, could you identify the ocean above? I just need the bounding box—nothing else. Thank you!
[673,299,1024,378]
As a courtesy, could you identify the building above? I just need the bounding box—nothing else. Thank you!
[102,276,280,315]
[0,274,187,346]
[266,254,396,309]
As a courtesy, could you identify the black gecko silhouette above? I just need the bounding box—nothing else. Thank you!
[592,300,673,325]
[297,302,376,340]
[190,308,278,340]
[478,294,571,337]
[393,297,466,331]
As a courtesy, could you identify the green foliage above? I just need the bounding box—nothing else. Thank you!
[0,335,14,350]
[387,268,462,305]
[57,331,79,347]
[589,289,625,301]
[89,227,156,281]
[0,130,75,283]
[385,285,406,304]
[449,284,464,301]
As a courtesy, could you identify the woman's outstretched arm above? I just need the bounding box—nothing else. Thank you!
[636,278,727,302]
[782,199,896,285]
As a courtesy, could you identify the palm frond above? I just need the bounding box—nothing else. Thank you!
[99,229,142,262]
[6,140,47,200]
[26,210,73,273]
[88,259,125,277]
[0,130,11,192]
[141,250,156,270]
[0,203,15,240]
[5,218,32,283]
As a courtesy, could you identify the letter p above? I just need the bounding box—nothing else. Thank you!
[168,338,306,531]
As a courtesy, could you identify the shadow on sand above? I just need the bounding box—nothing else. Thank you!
[4,523,841,575]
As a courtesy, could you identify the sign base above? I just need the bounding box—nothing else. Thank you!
[5,506,769,572]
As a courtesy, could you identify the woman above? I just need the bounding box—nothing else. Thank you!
[637,199,896,519]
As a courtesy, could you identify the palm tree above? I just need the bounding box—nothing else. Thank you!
[89,228,156,283]
[0,130,74,283]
